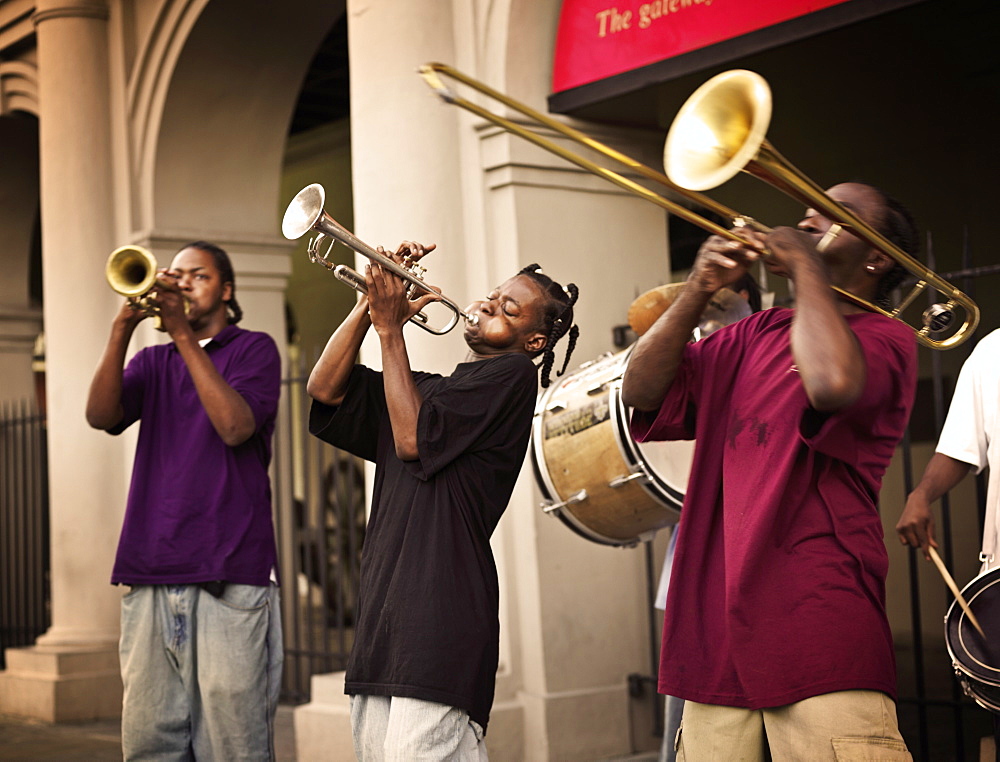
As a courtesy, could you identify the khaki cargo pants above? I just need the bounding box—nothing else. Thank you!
[676,690,911,761]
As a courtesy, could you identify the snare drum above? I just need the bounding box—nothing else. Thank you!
[945,567,1000,712]
[530,347,694,546]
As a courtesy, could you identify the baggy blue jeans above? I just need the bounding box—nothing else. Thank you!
[119,584,283,761]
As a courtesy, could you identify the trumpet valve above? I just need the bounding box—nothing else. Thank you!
[307,234,337,270]
[406,262,428,280]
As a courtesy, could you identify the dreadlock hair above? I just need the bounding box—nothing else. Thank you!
[517,263,580,389]
[730,272,763,314]
[847,183,919,310]
[183,241,243,325]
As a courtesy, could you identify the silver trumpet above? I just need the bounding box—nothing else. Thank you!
[281,183,478,335]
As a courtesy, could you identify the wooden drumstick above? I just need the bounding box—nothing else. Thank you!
[928,546,986,638]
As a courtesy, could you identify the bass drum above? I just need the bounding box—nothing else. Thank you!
[530,346,694,546]
[945,567,1000,712]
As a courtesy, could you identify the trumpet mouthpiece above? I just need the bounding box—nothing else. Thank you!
[465,314,480,327]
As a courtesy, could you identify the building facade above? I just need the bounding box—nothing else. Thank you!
[0,0,997,759]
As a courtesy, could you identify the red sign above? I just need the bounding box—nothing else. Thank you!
[552,0,853,93]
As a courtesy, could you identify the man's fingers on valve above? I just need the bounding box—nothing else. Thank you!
[411,291,442,312]
[395,241,437,263]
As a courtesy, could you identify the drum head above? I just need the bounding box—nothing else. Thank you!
[628,283,751,338]
[946,568,1000,711]
[634,437,694,506]
[531,349,691,546]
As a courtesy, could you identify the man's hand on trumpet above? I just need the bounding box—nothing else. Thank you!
[146,268,192,336]
[366,241,442,337]
[116,294,148,328]
[393,240,436,268]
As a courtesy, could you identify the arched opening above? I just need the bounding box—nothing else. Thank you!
[0,111,42,405]
[137,0,355,703]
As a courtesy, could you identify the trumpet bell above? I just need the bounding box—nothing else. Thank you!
[106,245,158,298]
[281,182,476,335]
[282,183,326,240]
[664,70,773,192]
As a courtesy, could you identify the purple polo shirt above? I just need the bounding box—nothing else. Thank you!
[108,324,281,586]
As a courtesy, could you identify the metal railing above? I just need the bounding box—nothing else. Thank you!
[0,400,49,668]
[895,238,996,761]
[273,357,366,704]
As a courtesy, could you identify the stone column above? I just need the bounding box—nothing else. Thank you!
[294,0,467,756]
[0,0,125,722]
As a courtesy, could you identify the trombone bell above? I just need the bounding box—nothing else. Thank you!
[664,70,773,193]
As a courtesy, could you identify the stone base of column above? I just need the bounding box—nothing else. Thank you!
[293,671,353,761]
[0,644,122,722]
[481,699,524,762]
[520,684,632,761]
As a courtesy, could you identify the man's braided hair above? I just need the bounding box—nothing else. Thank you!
[518,263,579,388]
[184,241,243,325]
[872,190,919,310]
[844,183,919,310]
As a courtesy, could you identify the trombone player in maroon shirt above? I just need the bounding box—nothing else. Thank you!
[623,183,917,761]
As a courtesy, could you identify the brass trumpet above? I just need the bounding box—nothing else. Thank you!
[418,63,979,349]
[105,245,188,331]
[281,183,478,335]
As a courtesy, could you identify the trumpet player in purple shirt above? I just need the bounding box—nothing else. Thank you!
[86,241,283,761]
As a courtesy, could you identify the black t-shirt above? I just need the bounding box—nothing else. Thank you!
[309,352,538,731]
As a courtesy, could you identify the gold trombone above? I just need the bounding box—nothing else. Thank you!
[418,63,979,350]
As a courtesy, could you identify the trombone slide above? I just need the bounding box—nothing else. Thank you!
[419,63,979,350]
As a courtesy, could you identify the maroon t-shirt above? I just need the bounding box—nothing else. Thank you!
[631,308,916,708]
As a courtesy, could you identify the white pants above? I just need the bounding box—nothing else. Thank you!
[350,695,488,762]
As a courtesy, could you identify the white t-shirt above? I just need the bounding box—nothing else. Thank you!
[936,328,1000,569]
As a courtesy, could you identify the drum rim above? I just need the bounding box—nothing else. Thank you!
[529,348,682,547]
[961,678,1000,713]
[609,381,686,509]
[945,568,1000,688]
[530,367,630,546]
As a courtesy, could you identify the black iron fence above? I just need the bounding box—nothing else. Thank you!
[0,401,49,668]
[273,356,366,704]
